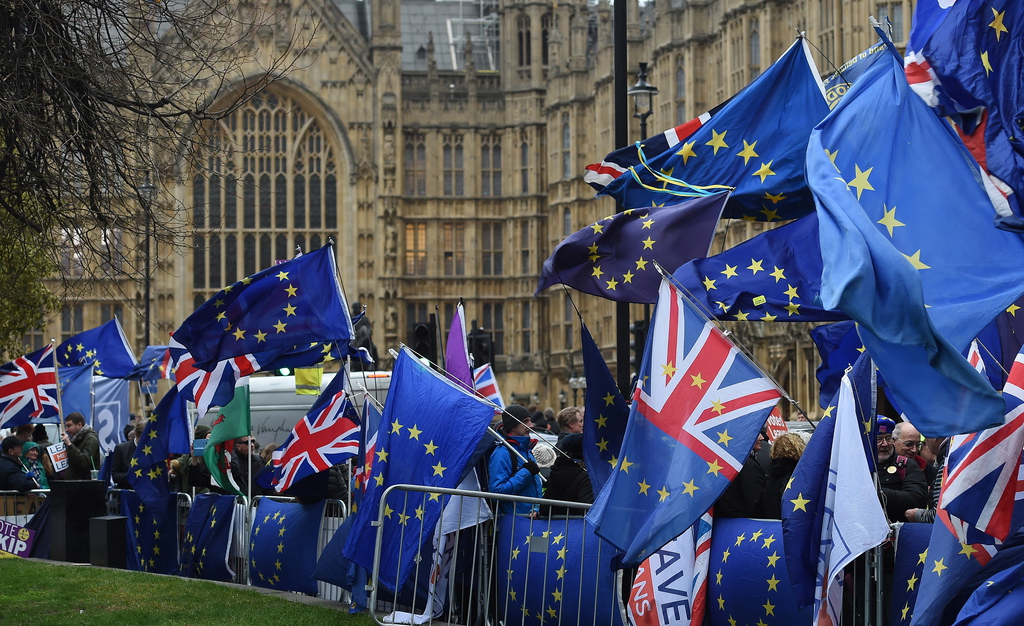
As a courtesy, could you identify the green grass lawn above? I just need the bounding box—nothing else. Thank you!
[0,557,379,625]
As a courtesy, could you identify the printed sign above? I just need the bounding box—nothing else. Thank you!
[0,519,35,558]
[48,441,68,473]
[629,529,697,626]
[764,406,788,443]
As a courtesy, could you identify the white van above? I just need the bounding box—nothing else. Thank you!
[198,370,391,447]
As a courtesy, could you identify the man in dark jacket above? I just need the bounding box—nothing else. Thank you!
[0,436,39,492]
[61,412,101,480]
[542,434,592,517]
[876,416,928,522]
[230,435,269,495]
[715,430,768,518]
[111,421,143,489]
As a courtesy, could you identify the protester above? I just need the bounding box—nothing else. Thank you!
[231,435,270,496]
[0,436,38,492]
[875,416,928,523]
[487,404,542,516]
[19,441,50,489]
[259,442,279,465]
[555,406,583,445]
[893,420,936,486]
[111,421,143,490]
[541,434,592,516]
[760,433,806,519]
[60,412,101,480]
[32,424,51,449]
[14,424,34,443]
[715,430,769,518]
[905,437,948,523]
[183,425,214,495]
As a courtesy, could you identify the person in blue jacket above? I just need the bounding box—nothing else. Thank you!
[488,404,543,516]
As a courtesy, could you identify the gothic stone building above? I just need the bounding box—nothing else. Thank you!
[39,0,913,417]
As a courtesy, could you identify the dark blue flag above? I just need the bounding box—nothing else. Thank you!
[495,515,626,626]
[781,354,887,615]
[580,323,628,495]
[121,491,179,575]
[672,212,850,323]
[127,387,191,517]
[911,0,1024,232]
[180,493,236,581]
[57,319,137,378]
[974,297,1024,390]
[536,192,727,304]
[342,347,496,592]
[810,321,863,408]
[822,41,892,110]
[172,245,354,370]
[353,392,383,504]
[586,278,781,565]
[808,48,1024,437]
[597,37,828,221]
[126,345,172,381]
[889,522,932,626]
[952,557,1024,626]
[706,518,811,626]
[249,498,324,594]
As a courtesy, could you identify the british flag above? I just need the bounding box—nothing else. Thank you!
[939,345,1024,543]
[0,345,59,428]
[587,278,781,564]
[353,392,383,496]
[472,363,505,409]
[169,339,258,417]
[272,372,360,493]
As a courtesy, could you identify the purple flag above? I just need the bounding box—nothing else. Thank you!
[445,303,473,389]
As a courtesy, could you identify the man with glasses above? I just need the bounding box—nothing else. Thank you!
[230,435,269,496]
[893,420,937,487]
[876,416,928,523]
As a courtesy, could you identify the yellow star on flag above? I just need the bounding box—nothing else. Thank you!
[276,271,289,281]
[285,284,298,297]
[784,302,801,316]
[981,50,992,76]
[769,266,786,282]
[877,205,905,237]
[721,264,738,278]
[783,284,799,299]
[592,265,605,279]
[710,399,726,415]
[1008,304,1021,316]
[790,493,810,512]
[642,236,656,250]
[903,250,930,270]
[254,330,267,343]
[716,429,733,445]
[690,373,706,388]
[619,457,634,473]
[641,218,655,229]
[705,129,729,155]
[748,259,764,274]
[707,458,724,476]
[846,164,875,200]
[283,304,297,316]
[752,161,776,183]
[635,257,648,271]
[407,424,422,440]
[703,276,717,290]
[431,462,447,477]
[273,320,287,333]
[637,479,650,495]
[232,328,246,340]
[681,479,699,497]
[677,141,698,164]
[424,440,438,455]
[990,8,1009,40]
[932,558,947,576]
[763,191,786,204]
[657,486,671,501]
[622,271,634,283]
[605,277,619,291]
[590,222,605,234]
[736,140,759,165]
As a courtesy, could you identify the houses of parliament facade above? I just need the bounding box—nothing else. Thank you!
[38,0,912,417]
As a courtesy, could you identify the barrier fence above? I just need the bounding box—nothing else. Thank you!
[0,490,47,528]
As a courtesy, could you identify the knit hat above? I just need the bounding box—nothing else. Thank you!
[194,424,212,440]
[2,436,23,453]
[22,441,39,456]
[876,416,896,435]
[502,404,532,433]
[560,433,584,460]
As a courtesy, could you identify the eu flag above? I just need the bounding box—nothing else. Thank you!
[537,192,726,304]
[126,345,171,381]
[597,37,828,221]
[57,363,94,422]
[180,493,237,581]
[808,49,1024,437]
[495,515,626,626]
[706,518,811,626]
[249,498,324,594]
[580,323,628,495]
[911,0,1024,232]
[127,387,191,517]
[888,522,931,626]
[342,347,496,592]
[57,318,137,378]
[587,278,781,565]
[672,212,850,323]
[121,491,179,575]
[173,245,353,370]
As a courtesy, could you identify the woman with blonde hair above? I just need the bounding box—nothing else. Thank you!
[760,433,806,519]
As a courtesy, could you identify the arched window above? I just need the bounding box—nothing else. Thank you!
[191,89,343,293]
[517,16,532,67]
[561,113,572,179]
[750,19,761,78]
[675,55,686,122]
[520,141,529,193]
[541,14,552,66]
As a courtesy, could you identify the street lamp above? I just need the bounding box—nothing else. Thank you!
[139,176,156,349]
[568,370,587,406]
[558,390,567,410]
[627,62,660,141]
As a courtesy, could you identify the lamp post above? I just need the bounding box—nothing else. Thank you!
[627,62,660,141]
[558,390,567,410]
[568,370,587,406]
[139,176,156,349]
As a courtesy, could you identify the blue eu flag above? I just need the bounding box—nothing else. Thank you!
[537,192,726,304]
[127,387,191,517]
[249,498,324,594]
[180,493,236,581]
[810,321,863,408]
[342,347,496,592]
[121,491,179,575]
[173,245,354,370]
[809,49,1024,437]
[598,37,829,221]
[673,212,850,324]
[580,323,628,495]
[57,318,137,378]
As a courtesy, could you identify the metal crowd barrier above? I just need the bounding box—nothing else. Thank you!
[0,489,48,528]
[368,484,627,626]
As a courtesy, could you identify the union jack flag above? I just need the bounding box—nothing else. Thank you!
[272,372,360,493]
[353,392,383,496]
[939,345,1024,543]
[0,345,59,428]
[472,363,504,409]
[169,339,258,417]
[587,278,781,564]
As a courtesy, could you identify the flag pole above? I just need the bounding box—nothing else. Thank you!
[51,339,67,435]
[653,260,816,428]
